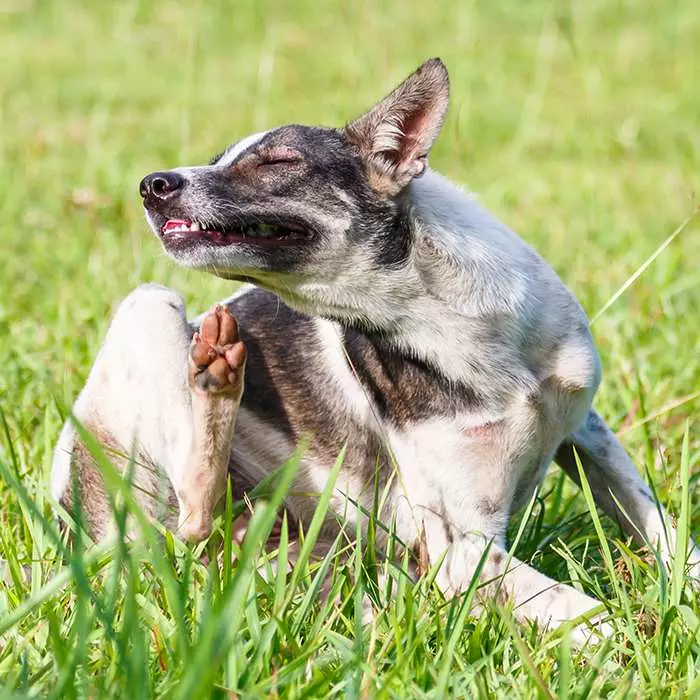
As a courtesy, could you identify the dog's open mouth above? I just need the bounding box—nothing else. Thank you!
[160,218,311,247]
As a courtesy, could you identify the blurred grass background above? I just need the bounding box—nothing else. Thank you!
[1,0,699,434]
[0,0,699,696]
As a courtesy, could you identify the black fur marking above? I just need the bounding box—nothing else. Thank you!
[477,497,500,517]
[341,327,483,425]
[223,288,482,494]
[229,291,304,431]
[372,208,413,269]
[638,486,653,501]
[586,411,606,433]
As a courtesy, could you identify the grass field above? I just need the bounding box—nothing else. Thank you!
[1,0,700,696]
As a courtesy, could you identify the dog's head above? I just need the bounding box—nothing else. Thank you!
[140,58,449,322]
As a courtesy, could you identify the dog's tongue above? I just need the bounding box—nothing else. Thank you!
[162,219,191,232]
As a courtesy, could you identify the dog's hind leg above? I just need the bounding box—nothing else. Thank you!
[52,284,246,542]
[179,303,246,540]
[555,409,700,572]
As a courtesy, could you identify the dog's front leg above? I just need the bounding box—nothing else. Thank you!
[393,409,609,641]
[404,502,608,641]
[445,534,610,640]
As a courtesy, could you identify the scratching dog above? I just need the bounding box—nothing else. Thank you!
[52,58,699,640]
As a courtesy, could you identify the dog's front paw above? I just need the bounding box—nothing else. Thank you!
[189,304,246,395]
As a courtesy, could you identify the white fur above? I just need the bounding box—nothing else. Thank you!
[373,114,405,155]
[53,285,196,500]
[217,131,270,166]
[276,170,598,404]
[314,318,377,428]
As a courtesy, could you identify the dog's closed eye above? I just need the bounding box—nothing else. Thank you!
[257,146,302,167]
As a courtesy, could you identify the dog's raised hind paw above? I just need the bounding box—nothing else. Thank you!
[189,304,246,395]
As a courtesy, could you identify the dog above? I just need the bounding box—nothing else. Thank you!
[52,58,699,640]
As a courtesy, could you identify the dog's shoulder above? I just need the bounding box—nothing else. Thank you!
[412,169,573,310]
[408,169,600,392]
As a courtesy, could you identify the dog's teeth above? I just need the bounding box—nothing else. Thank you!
[191,222,201,232]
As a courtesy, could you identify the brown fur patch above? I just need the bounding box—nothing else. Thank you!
[413,520,430,577]
[60,433,113,541]
[59,427,177,541]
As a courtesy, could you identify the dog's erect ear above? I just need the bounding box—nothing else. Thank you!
[344,58,449,195]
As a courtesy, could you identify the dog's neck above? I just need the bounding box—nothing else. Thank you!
[262,170,542,397]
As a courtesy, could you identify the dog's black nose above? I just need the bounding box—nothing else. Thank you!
[139,171,185,201]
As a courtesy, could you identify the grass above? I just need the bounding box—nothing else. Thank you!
[1,0,699,696]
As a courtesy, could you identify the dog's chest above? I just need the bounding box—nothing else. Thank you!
[339,327,482,426]
[229,288,487,480]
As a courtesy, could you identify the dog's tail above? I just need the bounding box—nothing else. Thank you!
[554,409,700,569]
